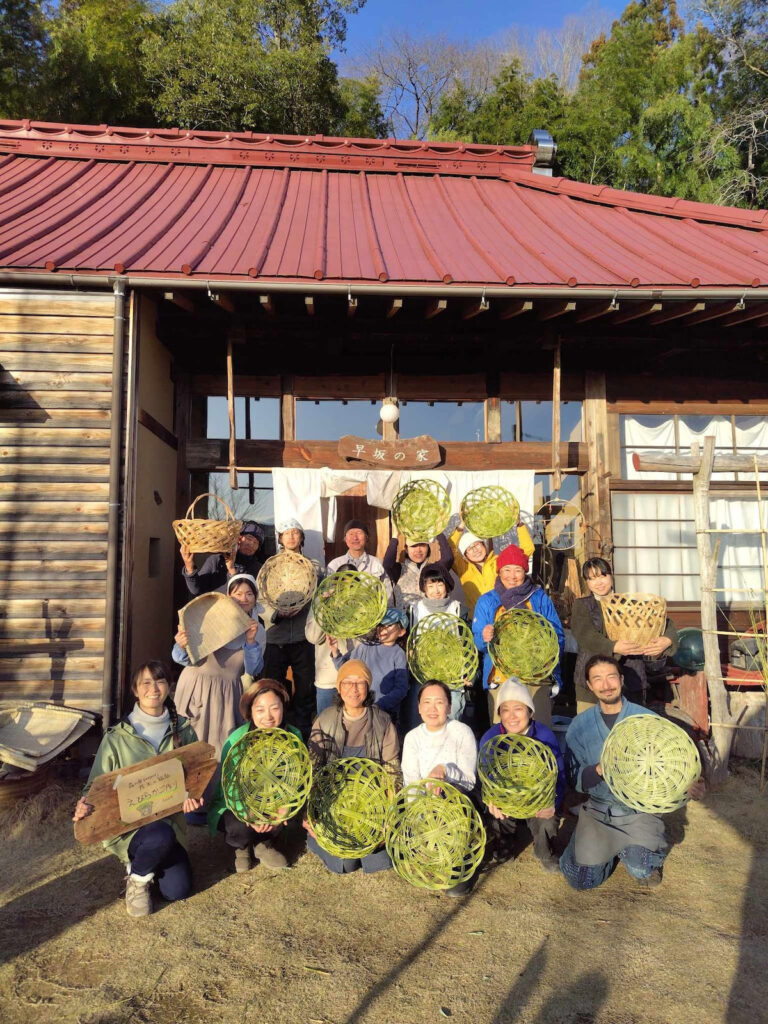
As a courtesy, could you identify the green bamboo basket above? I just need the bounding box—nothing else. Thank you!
[406,612,478,690]
[600,714,701,814]
[391,480,451,544]
[222,727,312,826]
[307,757,395,858]
[385,782,486,891]
[311,570,387,639]
[488,608,560,683]
[460,486,520,540]
[478,733,557,818]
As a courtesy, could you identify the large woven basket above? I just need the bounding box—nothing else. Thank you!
[311,570,387,639]
[172,493,243,554]
[602,593,667,646]
[307,757,394,858]
[386,782,486,891]
[179,592,253,663]
[478,733,558,818]
[391,480,451,543]
[460,486,520,540]
[222,727,312,825]
[406,612,478,690]
[601,713,701,814]
[488,609,560,683]
[257,550,317,615]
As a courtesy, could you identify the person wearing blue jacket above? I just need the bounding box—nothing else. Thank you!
[472,543,564,728]
[478,679,564,873]
[327,607,409,717]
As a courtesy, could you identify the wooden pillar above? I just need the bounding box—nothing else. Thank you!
[484,371,501,443]
[226,338,237,488]
[582,371,612,557]
[382,373,398,442]
[551,341,562,490]
[280,374,296,441]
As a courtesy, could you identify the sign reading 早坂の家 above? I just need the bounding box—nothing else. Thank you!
[338,434,441,469]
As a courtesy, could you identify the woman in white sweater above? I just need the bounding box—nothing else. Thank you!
[401,681,477,793]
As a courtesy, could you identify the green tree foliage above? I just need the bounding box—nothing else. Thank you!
[0,0,45,118]
[337,75,387,138]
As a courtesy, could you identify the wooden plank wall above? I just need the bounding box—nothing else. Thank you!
[0,290,115,713]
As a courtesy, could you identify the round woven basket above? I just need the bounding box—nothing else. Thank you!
[307,757,394,858]
[406,612,478,690]
[172,493,244,554]
[601,713,701,814]
[311,570,387,639]
[385,782,486,890]
[221,727,312,825]
[391,480,451,543]
[602,593,667,647]
[460,486,520,540]
[256,550,317,615]
[478,733,558,818]
[488,608,560,682]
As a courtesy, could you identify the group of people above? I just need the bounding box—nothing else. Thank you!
[73,510,703,918]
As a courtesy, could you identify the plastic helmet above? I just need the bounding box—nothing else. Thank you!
[673,628,705,673]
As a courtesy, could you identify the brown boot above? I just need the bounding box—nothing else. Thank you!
[253,840,289,869]
[234,846,254,873]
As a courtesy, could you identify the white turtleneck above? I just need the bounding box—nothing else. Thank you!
[128,703,170,751]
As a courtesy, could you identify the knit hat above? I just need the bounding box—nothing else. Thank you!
[497,544,529,571]
[496,678,535,714]
[458,531,488,557]
[343,518,369,537]
[380,607,408,629]
[276,518,304,535]
[336,659,373,689]
[240,521,264,543]
[418,563,454,594]
[227,573,258,598]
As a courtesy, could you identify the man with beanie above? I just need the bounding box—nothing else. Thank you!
[472,544,564,728]
[180,520,265,597]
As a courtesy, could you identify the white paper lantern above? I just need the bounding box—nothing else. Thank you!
[379,401,399,424]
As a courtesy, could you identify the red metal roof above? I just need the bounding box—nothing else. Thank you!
[0,119,767,288]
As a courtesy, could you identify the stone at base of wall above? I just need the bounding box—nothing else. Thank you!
[729,691,767,759]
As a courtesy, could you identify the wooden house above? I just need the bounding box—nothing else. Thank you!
[0,120,766,727]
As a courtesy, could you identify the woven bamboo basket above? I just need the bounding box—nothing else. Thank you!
[391,480,451,543]
[460,486,520,540]
[600,713,701,814]
[222,727,312,825]
[256,550,317,615]
[385,782,486,890]
[478,733,558,818]
[602,593,667,646]
[311,570,387,639]
[488,609,560,683]
[406,612,478,690]
[172,493,243,554]
[307,757,394,858]
[179,591,253,663]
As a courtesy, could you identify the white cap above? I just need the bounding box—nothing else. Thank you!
[496,679,535,714]
[458,531,488,556]
[276,518,303,535]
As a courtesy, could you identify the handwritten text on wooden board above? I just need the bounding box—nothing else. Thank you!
[338,434,441,469]
[115,758,186,824]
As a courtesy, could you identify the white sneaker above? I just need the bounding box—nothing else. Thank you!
[125,872,153,917]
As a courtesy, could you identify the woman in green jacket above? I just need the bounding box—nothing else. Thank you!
[72,661,203,918]
[207,678,301,873]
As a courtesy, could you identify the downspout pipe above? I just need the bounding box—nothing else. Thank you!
[101,280,126,732]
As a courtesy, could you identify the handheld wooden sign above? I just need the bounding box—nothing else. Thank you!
[74,741,217,845]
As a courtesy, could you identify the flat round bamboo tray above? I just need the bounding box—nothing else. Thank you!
[488,608,560,683]
[179,591,254,664]
[385,782,486,890]
[601,713,701,814]
[602,593,667,647]
[256,550,317,615]
[222,727,312,826]
[307,757,394,859]
[478,733,557,818]
[311,570,387,639]
[460,486,520,540]
[172,493,243,554]
[391,480,451,543]
[406,612,478,690]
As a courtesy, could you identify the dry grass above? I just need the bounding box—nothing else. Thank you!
[1,768,767,1024]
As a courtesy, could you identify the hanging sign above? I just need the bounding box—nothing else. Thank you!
[338,434,441,469]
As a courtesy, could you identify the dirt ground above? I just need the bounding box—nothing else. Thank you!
[1,763,767,1024]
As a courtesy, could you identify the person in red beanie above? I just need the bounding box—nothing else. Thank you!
[471,544,564,728]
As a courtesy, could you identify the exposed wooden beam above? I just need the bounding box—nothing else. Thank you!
[304,296,315,316]
[611,301,662,324]
[633,450,768,474]
[424,298,447,319]
[498,299,532,320]
[347,294,358,318]
[537,301,576,321]
[259,294,275,317]
[573,300,615,324]
[678,301,738,327]
[163,291,197,315]
[280,375,296,441]
[718,302,768,327]
[647,301,705,325]
[462,297,490,320]
[385,298,403,318]
[209,291,235,314]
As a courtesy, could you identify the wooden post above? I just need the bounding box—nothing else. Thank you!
[582,371,612,557]
[552,341,562,491]
[226,338,237,489]
[381,373,398,442]
[280,375,296,442]
[484,371,501,443]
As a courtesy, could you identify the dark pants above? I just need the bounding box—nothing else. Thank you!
[306,834,391,874]
[264,640,316,737]
[127,821,192,901]
[218,810,281,849]
[488,812,557,860]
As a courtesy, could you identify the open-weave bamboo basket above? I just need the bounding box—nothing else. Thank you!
[386,781,486,890]
[311,570,387,639]
[179,592,253,663]
[308,757,395,858]
[602,593,667,646]
[391,480,451,543]
[406,612,478,690]
[488,609,560,683]
[460,486,520,540]
[222,727,312,825]
[478,733,558,818]
[601,713,701,814]
[256,550,317,615]
[172,493,243,554]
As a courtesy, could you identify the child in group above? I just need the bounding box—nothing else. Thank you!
[326,607,408,719]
